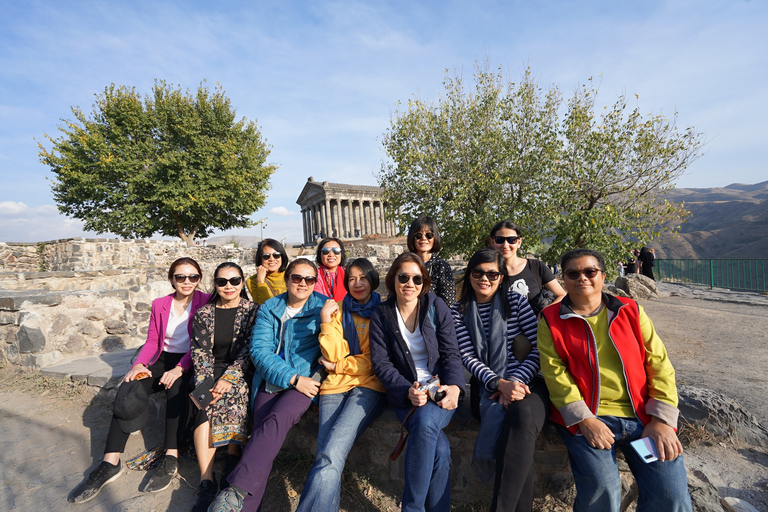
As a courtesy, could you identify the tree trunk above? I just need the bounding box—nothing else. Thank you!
[177,223,199,246]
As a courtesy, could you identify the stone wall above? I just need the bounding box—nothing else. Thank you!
[0,238,259,273]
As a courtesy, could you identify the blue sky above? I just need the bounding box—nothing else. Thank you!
[1,0,766,243]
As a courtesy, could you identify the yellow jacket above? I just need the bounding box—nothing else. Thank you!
[319,303,385,395]
[246,272,286,305]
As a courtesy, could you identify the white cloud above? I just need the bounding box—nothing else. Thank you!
[269,206,296,216]
[0,202,98,242]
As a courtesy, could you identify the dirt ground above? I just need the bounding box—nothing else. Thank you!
[1,292,767,511]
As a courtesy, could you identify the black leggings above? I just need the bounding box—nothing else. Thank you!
[104,351,190,453]
[490,376,551,512]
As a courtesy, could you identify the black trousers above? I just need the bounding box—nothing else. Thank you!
[489,377,551,512]
[104,351,190,453]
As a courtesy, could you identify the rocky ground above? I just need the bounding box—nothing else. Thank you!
[1,282,767,511]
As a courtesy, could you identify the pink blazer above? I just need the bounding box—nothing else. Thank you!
[134,290,210,372]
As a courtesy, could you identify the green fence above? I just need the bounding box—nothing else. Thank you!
[656,259,768,292]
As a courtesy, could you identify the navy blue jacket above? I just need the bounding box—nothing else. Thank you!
[369,292,466,409]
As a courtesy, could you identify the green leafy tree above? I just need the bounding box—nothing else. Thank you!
[379,65,563,257]
[380,64,704,267]
[39,81,276,245]
[542,80,703,270]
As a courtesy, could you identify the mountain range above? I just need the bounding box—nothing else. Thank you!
[653,181,768,259]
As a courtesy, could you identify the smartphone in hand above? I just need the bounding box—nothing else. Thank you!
[630,437,659,463]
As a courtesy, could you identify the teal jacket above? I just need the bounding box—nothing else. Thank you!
[249,291,325,406]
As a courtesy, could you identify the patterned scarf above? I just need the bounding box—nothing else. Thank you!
[342,292,381,355]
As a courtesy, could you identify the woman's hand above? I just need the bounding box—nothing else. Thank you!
[318,356,337,372]
[256,265,268,284]
[408,381,428,407]
[123,364,151,383]
[498,379,530,402]
[158,366,184,389]
[210,378,233,404]
[642,417,683,461]
[294,375,321,399]
[579,417,615,449]
[489,391,513,409]
[320,299,339,323]
[436,384,460,410]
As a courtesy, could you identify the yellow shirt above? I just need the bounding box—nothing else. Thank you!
[246,272,286,305]
[319,305,385,395]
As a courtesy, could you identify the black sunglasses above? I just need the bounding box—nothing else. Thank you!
[261,252,282,260]
[321,247,342,255]
[494,235,521,245]
[289,274,318,285]
[414,232,434,240]
[214,276,243,287]
[564,268,603,280]
[173,274,201,283]
[470,269,501,281]
[397,273,424,286]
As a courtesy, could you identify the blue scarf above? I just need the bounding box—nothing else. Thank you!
[342,292,381,355]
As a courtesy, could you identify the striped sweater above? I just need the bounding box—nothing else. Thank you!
[451,290,540,391]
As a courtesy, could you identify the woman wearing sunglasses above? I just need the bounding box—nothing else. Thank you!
[210,259,325,512]
[315,237,347,301]
[296,258,388,511]
[538,249,691,512]
[69,258,209,504]
[407,216,456,307]
[188,262,258,511]
[246,238,289,305]
[452,249,547,512]
[369,252,466,512]
[490,220,565,316]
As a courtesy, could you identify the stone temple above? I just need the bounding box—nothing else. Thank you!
[295,177,397,243]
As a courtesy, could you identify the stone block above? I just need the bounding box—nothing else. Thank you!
[49,313,71,333]
[0,311,19,325]
[0,291,64,310]
[86,307,108,322]
[102,335,125,352]
[87,368,123,389]
[17,325,47,353]
[20,350,63,368]
[135,301,150,312]
[3,342,20,364]
[105,319,129,334]
[76,320,102,338]
[62,334,87,353]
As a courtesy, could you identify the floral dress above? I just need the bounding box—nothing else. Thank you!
[191,298,258,446]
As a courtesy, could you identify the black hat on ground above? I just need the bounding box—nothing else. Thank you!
[113,381,149,434]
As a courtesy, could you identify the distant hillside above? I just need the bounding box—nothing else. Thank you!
[654,181,768,259]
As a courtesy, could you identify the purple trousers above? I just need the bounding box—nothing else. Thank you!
[227,384,312,510]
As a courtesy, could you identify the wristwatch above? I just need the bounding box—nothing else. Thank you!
[289,375,298,389]
[487,376,500,391]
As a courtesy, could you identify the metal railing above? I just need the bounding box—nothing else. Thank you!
[656,259,768,292]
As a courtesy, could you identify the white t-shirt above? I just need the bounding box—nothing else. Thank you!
[277,305,302,357]
[163,301,192,353]
[396,308,432,382]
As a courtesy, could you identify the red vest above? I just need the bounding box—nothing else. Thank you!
[541,295,651,434]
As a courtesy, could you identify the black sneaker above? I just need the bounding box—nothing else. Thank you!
[68,460,123,503]
[191,478,218,512]
[220,453,240,491]
[141,455,178,493]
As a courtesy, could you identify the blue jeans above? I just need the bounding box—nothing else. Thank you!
[296,387,387,512]
[397,402,456,512]
[558,416,692,512]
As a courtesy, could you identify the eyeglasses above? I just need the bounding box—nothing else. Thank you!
[261,252,282,260]
[494,235,521,245]
[563,268,603,280]
[321,247,342,255]
[214,276,243,287]
[397,273,424,286]
[414,232,434,241]
[470,269,501,281]
[173,274,201,283]
[289,274,318,285]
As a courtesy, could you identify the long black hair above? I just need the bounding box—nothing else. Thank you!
[207,262,249,304]
[256,238,288,272]
[457,248,510,317]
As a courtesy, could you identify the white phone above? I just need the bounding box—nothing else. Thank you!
[630,437,659,463]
